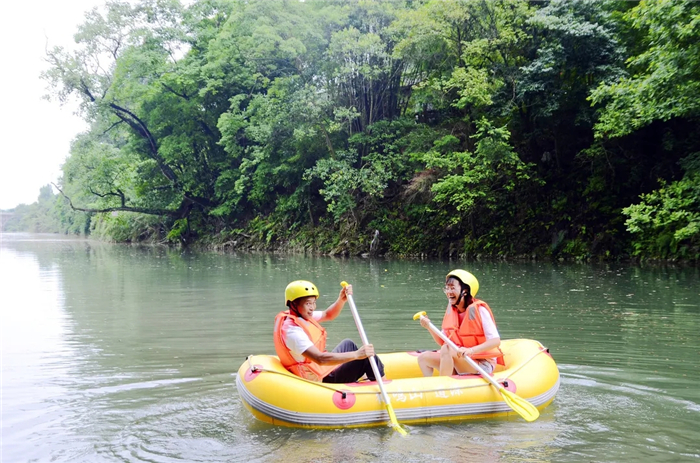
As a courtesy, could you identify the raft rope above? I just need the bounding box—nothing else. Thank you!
[244,345,550,398]
[505,346,550,379]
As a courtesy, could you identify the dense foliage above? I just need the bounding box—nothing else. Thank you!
[1,185,89,234]
[7,0,699,261]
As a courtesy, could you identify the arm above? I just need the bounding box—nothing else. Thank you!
[301,343,375,366]
[458,307,501,356]
[423,317,445,346]
[317,284,352,322]
[459,337,501,357]
[419,315,446,346]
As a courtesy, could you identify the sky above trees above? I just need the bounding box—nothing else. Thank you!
[0,1,100,209]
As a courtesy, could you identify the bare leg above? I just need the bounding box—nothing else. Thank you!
[417,351,441,377]
[453,355,478,374]
[454,357,494,375]
[439,344,455,376]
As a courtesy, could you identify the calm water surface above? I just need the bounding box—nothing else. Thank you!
[1,233,698,462]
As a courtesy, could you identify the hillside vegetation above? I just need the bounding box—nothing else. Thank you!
[7,0,699,261]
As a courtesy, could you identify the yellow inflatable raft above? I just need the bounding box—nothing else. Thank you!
[236,338,559,428]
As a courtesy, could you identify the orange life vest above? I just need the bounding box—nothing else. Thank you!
[273,310,336,381]
[441,299,505,366]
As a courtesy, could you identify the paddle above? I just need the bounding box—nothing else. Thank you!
[341,282,408,436]
[413,311,540,422]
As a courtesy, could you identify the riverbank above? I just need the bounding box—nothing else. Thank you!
[187,225,698,265]
[5,212,698,264]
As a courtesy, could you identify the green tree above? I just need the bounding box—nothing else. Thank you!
[34,0,699,260]
[304,118,418,229]
[424,119,536,218]
[393,0,533,120]
[590,0,700,138]
[589,0,700,259]
[43,0,235,242]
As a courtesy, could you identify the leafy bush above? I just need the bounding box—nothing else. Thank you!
[623,174,700,259]
[91,212,166,243]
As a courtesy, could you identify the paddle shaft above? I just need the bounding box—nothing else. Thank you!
[417,314,506,392]
[344,293,391,405]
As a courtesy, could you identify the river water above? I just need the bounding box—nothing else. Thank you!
[1,233,698,462]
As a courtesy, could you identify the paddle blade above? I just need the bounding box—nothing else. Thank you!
[500,388,540,422]
[386,403,408,436]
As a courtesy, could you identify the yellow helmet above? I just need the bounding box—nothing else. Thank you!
[446,269,479,297]
[285,280,319,305]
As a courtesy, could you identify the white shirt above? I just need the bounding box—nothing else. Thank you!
[283,311,324,362]
[479,306,500,340]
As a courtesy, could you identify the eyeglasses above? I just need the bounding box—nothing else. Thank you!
[443,286,461,294]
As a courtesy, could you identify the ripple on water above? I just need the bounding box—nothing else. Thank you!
[554,364,700,461]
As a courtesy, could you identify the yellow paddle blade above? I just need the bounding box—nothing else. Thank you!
[500,388,540,422]
[386,403,408,436]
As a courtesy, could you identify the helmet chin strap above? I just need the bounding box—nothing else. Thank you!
[453,290,468,309]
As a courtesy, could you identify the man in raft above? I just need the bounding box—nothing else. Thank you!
[273,280,384,383]
[417,269,504,376]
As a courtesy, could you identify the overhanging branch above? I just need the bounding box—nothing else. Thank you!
[52,183,181,217]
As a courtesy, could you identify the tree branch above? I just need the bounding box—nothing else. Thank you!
[52,183,180,217]
[102,120,124,134]
[108,103,178,183]
[161,82,190,100]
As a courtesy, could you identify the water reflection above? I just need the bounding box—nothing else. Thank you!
[1,233,699,462]
[1,241,75,461]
